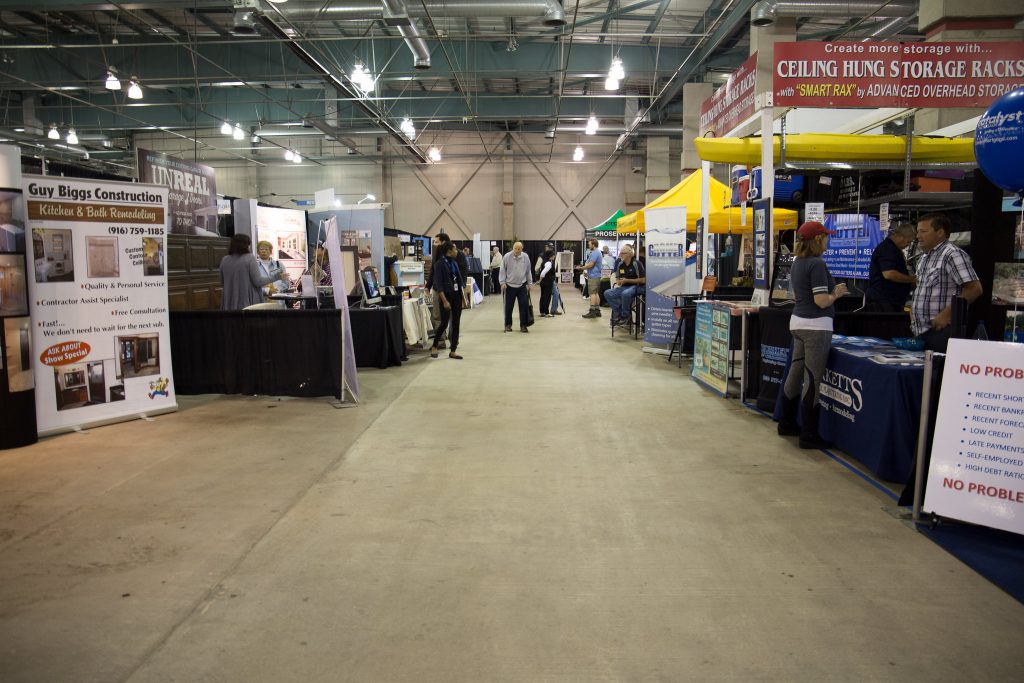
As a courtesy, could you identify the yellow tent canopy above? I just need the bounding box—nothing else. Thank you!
[616,168,799,234]
[694,133,976,166]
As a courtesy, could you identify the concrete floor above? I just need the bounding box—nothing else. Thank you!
[1,291,1023,682]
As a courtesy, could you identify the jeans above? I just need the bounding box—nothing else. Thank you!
[504,284,529,328]
[550,284,561,313]
[605,285,639,319]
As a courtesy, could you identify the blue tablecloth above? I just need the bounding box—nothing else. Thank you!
[775,338,924,482]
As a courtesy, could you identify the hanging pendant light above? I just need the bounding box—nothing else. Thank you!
[609,57,625,81]
[47,124,60,140]
[428,146,441,162]
[292,152,302,163]
[573,145,584,162]
[604,76,619,91]
[220,121,232,136]
[585,114,598,135]
[66,128,79,145]
[284,149,294,161]
[104,70,121,90]
[232,124,245,141]
[126,78,143,100]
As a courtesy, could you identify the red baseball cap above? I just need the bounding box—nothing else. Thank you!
[796,221,835,240]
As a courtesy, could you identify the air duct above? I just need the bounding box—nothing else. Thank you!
[284,0,566,26]
[750,1,916,27]
[381,0,431,70]
[859,15,914,41]
[0,127,90,158]
[230,9,258,35]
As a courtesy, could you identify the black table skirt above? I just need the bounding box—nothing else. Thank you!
[170,307,405,398]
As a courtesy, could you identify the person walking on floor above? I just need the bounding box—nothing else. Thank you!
[489,245,502,294]
[777,221,848,449]
[578,238,604,318]
[865,222,917,313]
[499,241,534,333]
[604,245,645,327]
[537,247,559,317]
[430,241,464,359]
[910,213,983,352]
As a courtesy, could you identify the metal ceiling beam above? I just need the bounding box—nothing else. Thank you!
[641,0,672,45]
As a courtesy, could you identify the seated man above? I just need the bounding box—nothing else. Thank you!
[604,245,645,327]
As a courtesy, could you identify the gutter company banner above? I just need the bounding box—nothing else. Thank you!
[774,41,1024,108]
[24,176,176,435]
[137,148,219,236]
[643,206,690,345]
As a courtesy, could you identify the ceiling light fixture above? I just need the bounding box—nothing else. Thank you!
[47,124,60,140]
[400,117,416,140]
[232,123,245,141]
[284,149,294,161]
[428,147,441,162]
[104,69,121,90]
[604,76,619,91]
[573,145,584,162]
[351,62,375,94]
[126,78,143,100]
[609,57,625,81]
[585,114,599,135]
[292,152,302,163]
[220,121,232,135]
[66,128,79,145]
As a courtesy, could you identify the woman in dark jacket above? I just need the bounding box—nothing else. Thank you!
[430,241,464,359]
[537,248,557,317]
[219,233,287,310]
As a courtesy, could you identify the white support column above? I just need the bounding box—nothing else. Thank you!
[682,82,712,174]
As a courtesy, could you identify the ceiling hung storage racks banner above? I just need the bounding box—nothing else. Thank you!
[24,176,176,436]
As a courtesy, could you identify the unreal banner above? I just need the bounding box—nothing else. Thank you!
[137,148,219,236]
[23,176,176,435]
[774,41,1024,109]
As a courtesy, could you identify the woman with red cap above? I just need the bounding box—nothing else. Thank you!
[777,221,848,449]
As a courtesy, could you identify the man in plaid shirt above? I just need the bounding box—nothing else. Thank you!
[910,213,983,352]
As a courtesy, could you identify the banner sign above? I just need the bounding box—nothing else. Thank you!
[822,214,884,279]
[700,52,758,137]
[643,206,689,345]
[774,41,1024,108]
[756,307,792,412]
[924,339,1024,536]
[136,148,219,236]
[692,301,730,396]
[23,176,176,435]
[695,217,705,279]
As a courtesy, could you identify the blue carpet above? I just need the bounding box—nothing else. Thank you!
[918,522,1024,604]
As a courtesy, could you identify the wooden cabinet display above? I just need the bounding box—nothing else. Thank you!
[167,234,228,310]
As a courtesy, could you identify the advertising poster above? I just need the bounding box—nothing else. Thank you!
[23,176,175,435]
[924,339,1024,535]
[692,301,729,396]
[752,199,770,288]
[699,52,758,137]
[822,214,884,279]
[643,206,690,345]
[774,41,1024,108]
[136,148,219,236]
[255,205,309,285]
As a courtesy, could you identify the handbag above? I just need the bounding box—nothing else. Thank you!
[526,291,535,327]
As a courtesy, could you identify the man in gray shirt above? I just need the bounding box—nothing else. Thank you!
[499,241,534,333]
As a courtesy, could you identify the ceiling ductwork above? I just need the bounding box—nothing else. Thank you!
[283,0,566,27]
[230,9,258,35]
[381,0,431,70]
[0,127,91,159]
[859,15,915,41]
[750,1,917,27]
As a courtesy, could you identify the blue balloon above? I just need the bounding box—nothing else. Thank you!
[974,87,1024,194]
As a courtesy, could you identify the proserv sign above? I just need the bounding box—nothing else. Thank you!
[773,41,1024,109]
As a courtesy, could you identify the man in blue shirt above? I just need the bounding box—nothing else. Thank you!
[579,238,604,318]
[865,223,917,312]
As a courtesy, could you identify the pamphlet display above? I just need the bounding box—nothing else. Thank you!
[752,199,770,288]
[23,176,175,435]
[692,301,730,396]
[924,339,1024,536]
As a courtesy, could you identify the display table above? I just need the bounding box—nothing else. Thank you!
[773,337,924,482]
[170,307,406,398]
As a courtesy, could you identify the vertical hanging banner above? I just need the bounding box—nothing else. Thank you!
[695,217,705,279]
[752,199,770,288]
[643,206,689,345]
[324,216,359,403]
[23,176,176,435]
[924,339,1024,536]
